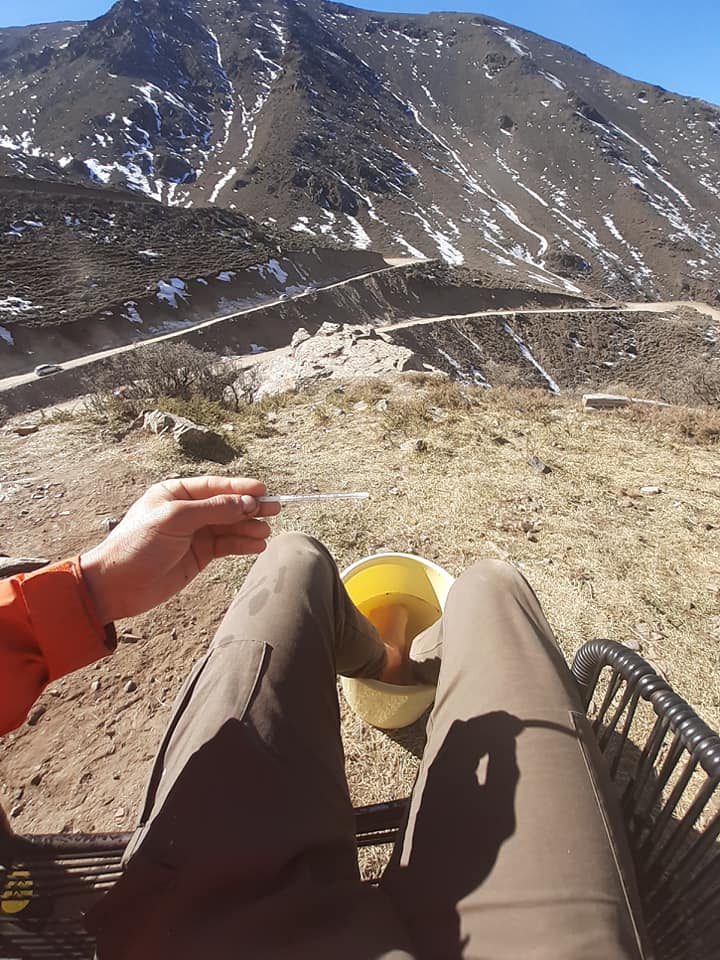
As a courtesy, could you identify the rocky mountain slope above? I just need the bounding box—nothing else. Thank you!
[0,175,389,361]
[1,0,719,301]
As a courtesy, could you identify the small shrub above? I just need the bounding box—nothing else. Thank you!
[42,408,75,424]
[83,390,142,422]
[341,378,393,405]
[382,395,432,434]
[84,342,244,411]
[0,402,8,426]
[624,403,720,446]
[692,364,720,407]
[402,371,438,387]
[661,406,720,445]
[487,384,556,416]
[255,389,296,414]
[312,403,334,426]
[423,378,474,410]
[154,394,229,429]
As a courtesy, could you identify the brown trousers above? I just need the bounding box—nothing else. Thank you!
[88,533,650,959]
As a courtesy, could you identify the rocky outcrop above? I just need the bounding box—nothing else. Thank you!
[248,323,428,398]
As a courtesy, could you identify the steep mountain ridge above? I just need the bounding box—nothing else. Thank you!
[1,0,719,300]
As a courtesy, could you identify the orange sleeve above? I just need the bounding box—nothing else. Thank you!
[0,558,116,735]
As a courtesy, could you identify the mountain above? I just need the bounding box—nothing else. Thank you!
[1,0,719,301]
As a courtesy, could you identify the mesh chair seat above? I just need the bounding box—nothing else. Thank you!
[2,640,719,960]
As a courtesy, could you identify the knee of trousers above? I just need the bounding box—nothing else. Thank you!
[262,531,337,580]
[448,558,531,604]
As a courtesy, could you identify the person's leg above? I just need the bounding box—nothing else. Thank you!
[87,533,413,960]
[382,560,650,960]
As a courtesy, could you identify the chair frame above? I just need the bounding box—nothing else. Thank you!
[2,640,718,959]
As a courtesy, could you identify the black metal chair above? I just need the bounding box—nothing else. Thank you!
[2,640,718,959]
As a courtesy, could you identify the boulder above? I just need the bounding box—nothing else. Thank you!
[172,420,236,464]
[291,327,311,348]
[143,409,236,463]
[317,321,341,336]
[528,455,552,475]
[27,705,46,726]
[582,393,672,411]
[582,393,631,410]
[143,410,176,434]
[400,438,428,454]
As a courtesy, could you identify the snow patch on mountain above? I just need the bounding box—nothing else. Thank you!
[156,278,188,308]
[250,259,289,284]
[502,321,560,393]
[0,296,39,316]
[345,215,372,249]
[122,302,143,324]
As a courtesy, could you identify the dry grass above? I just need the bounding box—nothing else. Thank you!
[3,376,718,852]
[623,402,720,446]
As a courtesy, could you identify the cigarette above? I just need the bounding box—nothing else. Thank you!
[258,492,370,504]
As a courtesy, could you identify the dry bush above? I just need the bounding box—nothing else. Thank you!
[384,379,556,434]
[41,408,75,424]
[402,371,440,387]
[316,379,394,415]
[657,406,720,445]
[623,403,720,446]
[382,395,433,434]
[692,363,720,407]
[485,384,556,417]
[602,381,654,400]
[83,391,139,423]
[153,394,230,429]
[423,378,475,410]
[340,378,393,405]
[0,403,8,426]
[312,403,335,426]
[84,342,245,416]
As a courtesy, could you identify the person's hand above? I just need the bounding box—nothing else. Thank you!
[80,476,281,624]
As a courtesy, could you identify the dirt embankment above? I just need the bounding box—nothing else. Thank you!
[0,175,324,334]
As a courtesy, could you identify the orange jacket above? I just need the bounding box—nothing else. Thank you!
[0,559,116,735]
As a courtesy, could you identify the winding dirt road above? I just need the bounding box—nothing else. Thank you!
[0,258,419,393]
[232,298,719,372]
[1,256,717,394]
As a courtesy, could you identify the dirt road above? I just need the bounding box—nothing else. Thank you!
[2,261,717,394]
[0,258,425,393]
[232,299,719,372]
[624,300,720,323]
